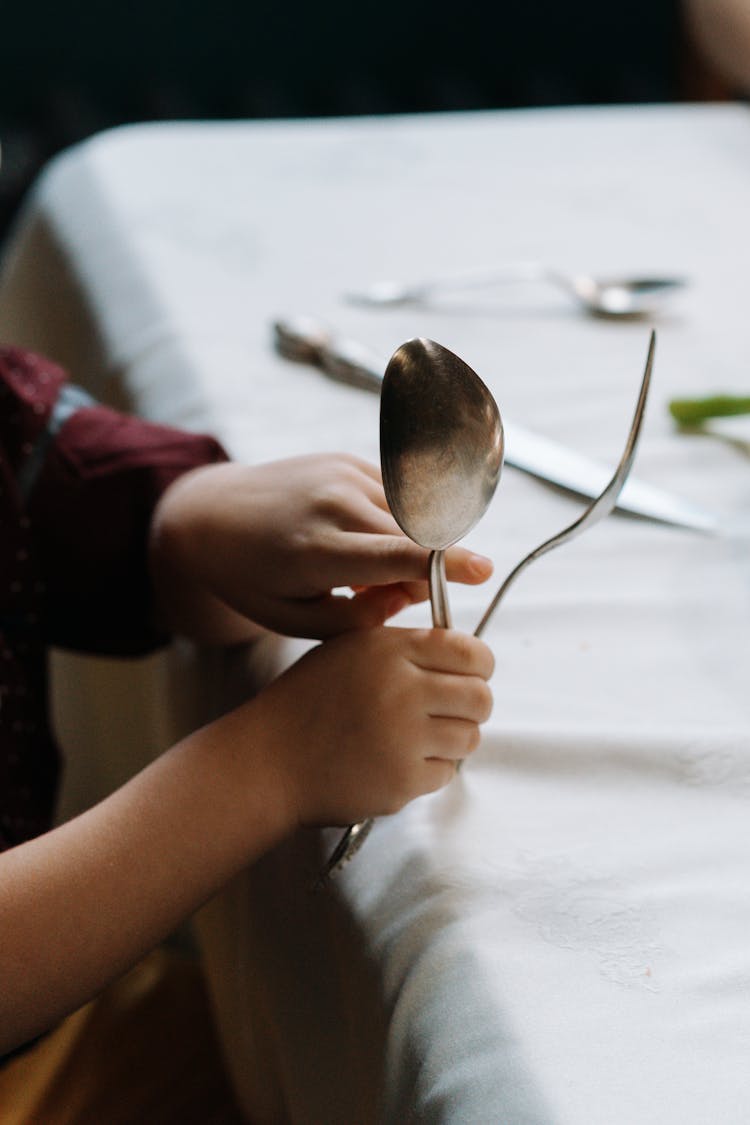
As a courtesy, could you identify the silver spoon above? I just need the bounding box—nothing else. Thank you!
[317,331,655,885]
[381,337,504,628]
[346,263,686,319]
[318,338,503,882]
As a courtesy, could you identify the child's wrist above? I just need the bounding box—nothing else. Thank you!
[189,699,302,864]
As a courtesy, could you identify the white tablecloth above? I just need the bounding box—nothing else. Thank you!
[1,104,749,1123]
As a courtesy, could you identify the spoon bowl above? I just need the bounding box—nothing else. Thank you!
[380,337,503,628]
[563,274,684,317]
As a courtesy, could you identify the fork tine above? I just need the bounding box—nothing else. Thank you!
[475,330,655,639]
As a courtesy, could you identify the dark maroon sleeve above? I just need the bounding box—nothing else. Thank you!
[0,347,229,656]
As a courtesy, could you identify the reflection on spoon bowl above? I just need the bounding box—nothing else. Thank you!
[380,337,504,595]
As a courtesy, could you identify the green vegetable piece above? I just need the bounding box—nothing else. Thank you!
[668,394,750,426]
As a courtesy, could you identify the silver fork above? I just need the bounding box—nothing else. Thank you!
[318,330,655,884]
[474,329,655,636]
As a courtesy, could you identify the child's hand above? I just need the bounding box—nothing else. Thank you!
[150,453,493,641]
[0,623,492,1052]
[239,626,495,827]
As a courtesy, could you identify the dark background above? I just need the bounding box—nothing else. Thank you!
[0,0,725,240]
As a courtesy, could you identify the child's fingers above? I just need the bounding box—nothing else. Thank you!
[424,674,494,724]
[445,546,493,584]
[258,587,412,639]
[418,756,465,796]
[408,628,495,681]
[337,532,492,589]
[325,455,391,515]
[424,718,483,760]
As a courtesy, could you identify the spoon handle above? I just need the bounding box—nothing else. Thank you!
[429,550,452,629]
[312,818,375,890]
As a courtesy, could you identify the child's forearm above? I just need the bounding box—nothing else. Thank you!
[0,709,290,1055]
[0,624,495,1056]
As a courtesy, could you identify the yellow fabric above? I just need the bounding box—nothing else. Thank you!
[0,948,246,1124]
